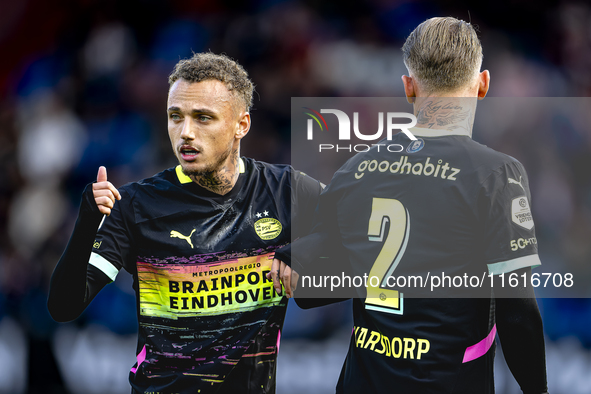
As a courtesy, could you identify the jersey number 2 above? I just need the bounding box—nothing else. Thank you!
[365,198,409,315]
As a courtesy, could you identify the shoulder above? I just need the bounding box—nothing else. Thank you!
[416,136,526,187]
[244,157,324,200]
[246,158,293,178]
[459,139,527,186]
[462,138,521,169]
[244,157,321,185]
[113,167,189,223]
[117,167,178,200]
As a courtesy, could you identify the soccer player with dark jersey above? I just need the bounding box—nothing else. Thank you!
[48,53,323,394]
[273,17,549,393]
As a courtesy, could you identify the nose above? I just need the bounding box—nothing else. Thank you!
[180,118,195,140]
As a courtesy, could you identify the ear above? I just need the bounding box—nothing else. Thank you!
[401,75,416,104]
[477,70,490,100]
[235,112,251,140]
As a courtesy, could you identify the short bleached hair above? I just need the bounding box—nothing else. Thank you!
[402,17,483,94]
[169,52,254,112]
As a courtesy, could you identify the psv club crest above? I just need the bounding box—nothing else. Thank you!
[254,211,282,240]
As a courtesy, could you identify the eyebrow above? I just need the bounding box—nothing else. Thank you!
[167,106,216,115]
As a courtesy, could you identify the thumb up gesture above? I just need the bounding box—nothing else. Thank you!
[92,166,122,216]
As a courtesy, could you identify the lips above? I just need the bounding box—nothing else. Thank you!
[180,145,200,162]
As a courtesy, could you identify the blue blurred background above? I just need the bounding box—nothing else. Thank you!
[0,0,590,392]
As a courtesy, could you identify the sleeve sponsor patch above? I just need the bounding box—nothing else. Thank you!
[511,196,534,230]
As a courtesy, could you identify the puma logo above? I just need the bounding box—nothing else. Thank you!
[508,176,525,192]
[170,229,196,249]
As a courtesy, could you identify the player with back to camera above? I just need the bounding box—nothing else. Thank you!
[272,17,549,394]
[48,52,323,394]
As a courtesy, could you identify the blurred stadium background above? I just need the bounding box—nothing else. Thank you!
[1,0,590,393]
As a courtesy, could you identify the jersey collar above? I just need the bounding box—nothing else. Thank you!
[410,127,472,138]
[175,158,246,184]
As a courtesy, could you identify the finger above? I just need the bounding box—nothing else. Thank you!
[95,196,115,210]
[279,263,289,298]
[98,205,112,216]
[282,265,293,298]
[291,270,299,294]
[93,189,118,214]
[271,258,282,296]
[93,189,116,202]
[93,181,121,200]
[267,258,279,280]
[97,166,107,183]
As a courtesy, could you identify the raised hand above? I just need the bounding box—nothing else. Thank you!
[92,166,121,216]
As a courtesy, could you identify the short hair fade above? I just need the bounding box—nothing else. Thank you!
[168,52,254,112]
[402,17,483,94]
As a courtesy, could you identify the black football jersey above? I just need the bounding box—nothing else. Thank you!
[310,128,540,394]
[89,157,322,394]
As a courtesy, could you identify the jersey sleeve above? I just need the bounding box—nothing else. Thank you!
[282,171,352,306]
[89,186,135,279]
[479,160,541,275]
[48,183,116,322]
[279,171,343,272]
[290,170,324,239]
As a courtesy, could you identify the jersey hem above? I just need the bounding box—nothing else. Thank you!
[487,254,541,275]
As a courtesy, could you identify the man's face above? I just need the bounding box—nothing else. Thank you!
[167,79,249,177]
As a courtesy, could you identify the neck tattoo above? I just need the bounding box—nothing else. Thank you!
[192,149,240,195]
[415,99,475,134]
